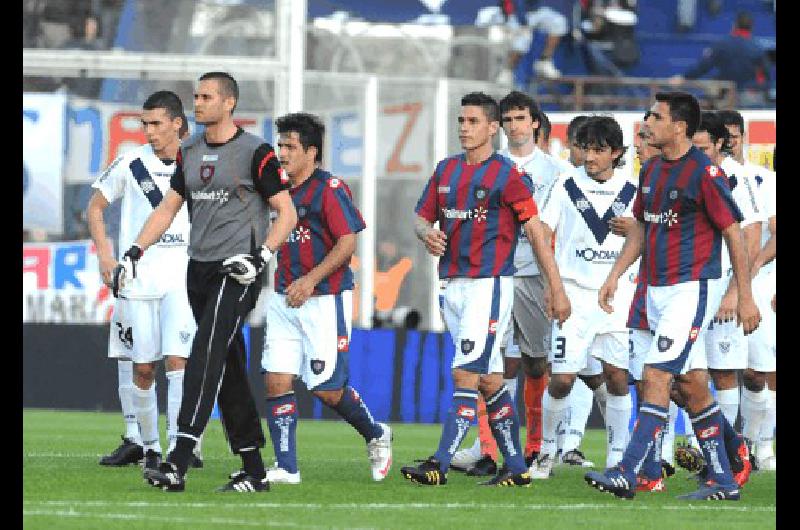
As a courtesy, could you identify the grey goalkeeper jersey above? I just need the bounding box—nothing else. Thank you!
[170,128,289,262]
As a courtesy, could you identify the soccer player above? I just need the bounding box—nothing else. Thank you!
[586,92,760,501]
[718,110,777,470]
[123,72,297,493]
[260,112,392,484]
[529,116,636,479]
[88,91,201,473]
[450,91,568,474]
[401,92,570,486]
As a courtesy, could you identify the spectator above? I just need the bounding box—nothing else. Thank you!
[61,13,105,98]
[670,12,771,106]
[502,0,574,79]
[574,1,639,77]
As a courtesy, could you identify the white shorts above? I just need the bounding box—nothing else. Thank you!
[511,275,550,358]
[645,279,723,375]
[748,268,776,372]
[629,327,708,381]
[549,280,627,375]
[108,289,196,363]
[262,290,353,391]
[441,277,514,375]
[705,276,747,370]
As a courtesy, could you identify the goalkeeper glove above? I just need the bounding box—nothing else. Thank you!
[220,245,273,285]
[111,244,144,298]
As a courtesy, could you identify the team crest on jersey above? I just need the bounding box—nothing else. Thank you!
[657,335,673,352]
[140,179,156,194]
[310,359,326,375]
[706,165,720,178]
[200,164,215,183]
[461,339,475,354]
[611,200,626,217]
[575,198,591,212]
[473,186,489,201]
[719,341,731,354]
[488,320,498,335]
[179,331,191,344]
[329,177,341,188]
[337,336,349,352]
[669,189,680,200]
[297,206,307,218]
[688,326,701,342]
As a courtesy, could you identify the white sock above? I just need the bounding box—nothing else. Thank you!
[682,408,700,449]
[661,401,678,465]
[740,387,768,444]
[757,389,776,459]
[165,369,184,453]
[118,361,141,444]
[133,384,161,453]
[542,389,569,458]
[194,432,204,458]
[716,388,740,427]
[605,393,632,468]
[561,379,593,453]
[593,382,609,423]
[504,377,518,404]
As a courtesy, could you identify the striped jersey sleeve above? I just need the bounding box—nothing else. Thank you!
[322,179,366,239]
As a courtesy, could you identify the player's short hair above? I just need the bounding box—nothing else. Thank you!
[576,115,628,168]
[697,111,732,153]
[178,112,189,138]
[735,11,753,31]
[199,71,239,112]
[717,110,745,134]
[142,90,184,121]
[538,111,552,143]
[654,91,701,138]
[499,91,540,122]
[567,115,590,143]
[461,92,500,123]
[276,112,325,163]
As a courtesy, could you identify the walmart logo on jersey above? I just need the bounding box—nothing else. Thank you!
[442,206,487,223]
[643,209,679,227]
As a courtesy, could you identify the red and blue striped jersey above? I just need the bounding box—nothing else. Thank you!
[274,169,365,295]
[415,153,537,279]
[632,146,743,286]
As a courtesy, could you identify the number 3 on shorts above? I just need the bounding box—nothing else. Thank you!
[554,336,566,359]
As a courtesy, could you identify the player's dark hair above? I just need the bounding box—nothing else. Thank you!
[697,111,732,153]
[654,91,701,137]
[199,71,239,112]
[178,112,189,138]
[499,91,540,122]
[276,112,325,163]
[576,115,628,168]
[717,110,745,135]
[567,115,590,142]
[461,92,500,123]
[538,111,551,143]
[735,11,753,31]
[142,90,184,121]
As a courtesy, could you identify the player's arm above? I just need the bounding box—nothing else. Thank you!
[415,215,446,257]
[721,223,760,334]
[599,219,644,314]
[715,220,761,322]
[132,190,185,250]
[750,215,776,278]
[525,217,570,326]
[263,190,297,253]
[85,190,117,287]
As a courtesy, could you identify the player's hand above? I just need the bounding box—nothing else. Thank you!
[98,255,119,288]
[548,286,571,328]
[220,245,272,286]
[598,277,618,314]
[111,244,143,298]
[737,294,761,335]
[286,276,316,308]
[714,291,737,324]
[609,216,636,237]
[422,228,447,257]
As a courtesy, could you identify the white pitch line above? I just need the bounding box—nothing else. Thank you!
[24,500,776,513]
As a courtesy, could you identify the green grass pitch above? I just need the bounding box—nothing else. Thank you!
[23,409,775,529]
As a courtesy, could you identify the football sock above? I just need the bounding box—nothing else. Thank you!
[239,447,266,480]
[561,380,592,454]
[477,396,498,460]
[605,393,632,468]
[593,382,609,423]
[690,402,736,486]
[716,388,740,428]
[165,369,184,452]
[266,392,299,474]
[640,420,665,481]
[719,410,746,471]
[332,386,383,442]
[682,408,700,449]
[486,386,527,474]
[118,360,141,444]
[434,388,478,473]
[504,377,518,403]
[541,388,569,458]
[661,400,678,465]
[740,387,767,445]
[133,384,160,453]
[757,389,776,459]
[617,402,668,485]
[524,373,547,456]
[194,432,203,458]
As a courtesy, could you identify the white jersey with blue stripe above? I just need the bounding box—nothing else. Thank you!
[719,156,762,276]
[498,147,570,277]
[540,166,638,290]
[744,160,776,275]
[92,143,190,299]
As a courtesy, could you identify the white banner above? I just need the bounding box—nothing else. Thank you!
[23,93,66,233]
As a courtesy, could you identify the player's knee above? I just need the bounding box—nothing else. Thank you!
[549,374,574,399]
[164,355,186,372]
[603,367,629,396]
[742,369,766,392]
[265,373,294,398]
[133,362,156,388]
[503,357,521,379]
[522,356,547,378]
[669,385,686,408]
[709,368,737,390]
[314,388,344,408]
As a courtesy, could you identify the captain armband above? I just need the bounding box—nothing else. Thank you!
[511,196,538,223]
